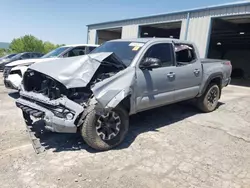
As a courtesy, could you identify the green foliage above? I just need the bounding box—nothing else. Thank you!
[9,35,44,53]
[43,41,55,54]
[9,35,63,54]
[0,48,11,57]
[43,42,64,54]
[0,48,7,57]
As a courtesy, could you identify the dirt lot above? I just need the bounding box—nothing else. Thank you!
[1,73,250,188]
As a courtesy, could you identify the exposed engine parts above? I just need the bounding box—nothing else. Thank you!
[23,70,67,100]
[22,58,123,105]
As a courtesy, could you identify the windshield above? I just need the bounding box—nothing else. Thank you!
[7,54,17,58]
[0,54,17,59]
[42,47,69,58]
[91,41,145,66]
[10,53,23,60]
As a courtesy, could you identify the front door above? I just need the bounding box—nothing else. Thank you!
[173,43,202,101]
[135,43,176,112]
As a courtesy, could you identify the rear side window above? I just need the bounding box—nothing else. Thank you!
[21,53,31,59]
[175,44,196,64]
[143,43,174,67]
[31,53,42,58]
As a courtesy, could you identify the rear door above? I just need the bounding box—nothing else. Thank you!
[135,42,176,112]
[172,43,202,101]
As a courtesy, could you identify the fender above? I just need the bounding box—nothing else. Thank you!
[105,88,132,109]
[91,67,136,112]
[198,72,223,97]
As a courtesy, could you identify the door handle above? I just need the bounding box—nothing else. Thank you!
[194,69,200,74]
[167,72,175,78]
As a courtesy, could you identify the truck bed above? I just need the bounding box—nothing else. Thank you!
[201,58,229,64]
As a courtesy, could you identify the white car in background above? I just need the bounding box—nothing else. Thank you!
[3,44,99,90]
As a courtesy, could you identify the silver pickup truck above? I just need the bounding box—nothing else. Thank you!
[15,38,232,152]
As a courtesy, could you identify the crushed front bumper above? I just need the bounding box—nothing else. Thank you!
[16,91,84,133]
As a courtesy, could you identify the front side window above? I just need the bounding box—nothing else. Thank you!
[175,44,196,65]
[142,43,174,67]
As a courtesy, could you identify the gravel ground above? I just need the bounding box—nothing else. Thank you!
[1,72,250,188]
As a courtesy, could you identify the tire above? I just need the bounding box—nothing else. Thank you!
[81,105,129,151]
[197,83,220,113]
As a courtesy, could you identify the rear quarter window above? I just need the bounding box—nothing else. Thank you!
[174,44,196,64]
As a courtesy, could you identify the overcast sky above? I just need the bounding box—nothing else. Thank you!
[0,0,238,44]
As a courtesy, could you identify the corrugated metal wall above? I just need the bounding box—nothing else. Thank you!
[88,29,97,44]
[121,25,139,38]
[186,4,250,57]
[187,16,211,58]
[88,3,250,57]
[179,19,187,40]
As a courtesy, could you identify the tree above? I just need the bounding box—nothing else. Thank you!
[0,48,7,57]
[43,42,64,54]
[9,35,44,53]
[8,35,63,54]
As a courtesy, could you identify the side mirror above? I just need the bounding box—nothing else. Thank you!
[140,57,162,69]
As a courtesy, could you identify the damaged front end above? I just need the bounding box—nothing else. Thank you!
[15,53,134,153]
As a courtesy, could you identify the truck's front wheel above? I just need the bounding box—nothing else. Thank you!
[81,105,129,151]
[197,83,220,113]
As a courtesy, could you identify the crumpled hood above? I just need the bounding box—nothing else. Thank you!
[29,52,116,89]
[6,58,57,67]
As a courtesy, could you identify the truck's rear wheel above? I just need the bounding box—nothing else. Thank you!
[197,83,220,113]
[81,105,129,151]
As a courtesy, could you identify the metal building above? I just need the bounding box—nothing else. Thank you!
[87,1,250,84]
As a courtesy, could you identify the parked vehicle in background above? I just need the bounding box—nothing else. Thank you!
[0,53,17,71]
[15,38,232,153]
[1,52,43,72]
[3,44,99,90]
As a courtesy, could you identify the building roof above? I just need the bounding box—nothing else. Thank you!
[111,37,194,44]
[87,1,250,27]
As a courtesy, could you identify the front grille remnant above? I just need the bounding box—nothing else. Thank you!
[23,69,67,100]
